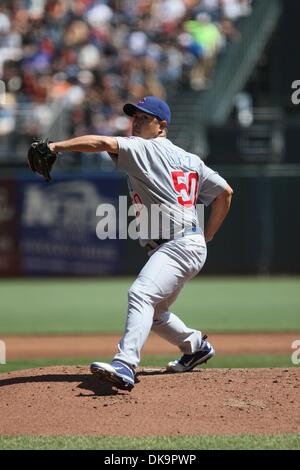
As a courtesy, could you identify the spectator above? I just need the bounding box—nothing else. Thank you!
[0,0,253,161]
[184,12,222,89]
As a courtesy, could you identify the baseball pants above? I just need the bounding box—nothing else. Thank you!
[113,234,207,367]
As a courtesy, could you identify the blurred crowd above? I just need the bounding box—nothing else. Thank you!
[0,0,252,153]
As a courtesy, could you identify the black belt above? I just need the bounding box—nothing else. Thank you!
[145,239,168,252]
[145,228,202,253]
[153,239,169,246]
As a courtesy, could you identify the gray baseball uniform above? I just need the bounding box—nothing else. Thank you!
[112,136,228,367]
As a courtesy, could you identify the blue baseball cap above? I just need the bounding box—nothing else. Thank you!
[123,96,171,127]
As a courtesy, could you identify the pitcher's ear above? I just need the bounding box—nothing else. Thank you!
[159,120,168,135]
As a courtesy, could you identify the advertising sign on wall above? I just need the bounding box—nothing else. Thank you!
[18,175,123,276]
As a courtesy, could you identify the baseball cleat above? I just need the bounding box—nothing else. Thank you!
[90,360,135,391]
[166,336,215,373]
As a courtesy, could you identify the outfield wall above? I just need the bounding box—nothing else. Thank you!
[0,167,299,276]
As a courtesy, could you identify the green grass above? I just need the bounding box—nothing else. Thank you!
[0,277,299,334]
[0,434,299,450]
[0,354,295,374]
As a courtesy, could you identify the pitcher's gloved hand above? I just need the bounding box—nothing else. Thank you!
[27,138,58,182]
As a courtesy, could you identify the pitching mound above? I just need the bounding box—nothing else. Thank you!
[0,366,299,436]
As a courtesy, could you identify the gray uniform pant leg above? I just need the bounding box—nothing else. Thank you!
[151,289,203,355]
[113,235,207,367]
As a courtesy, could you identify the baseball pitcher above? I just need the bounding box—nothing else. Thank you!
[27,96,233,391]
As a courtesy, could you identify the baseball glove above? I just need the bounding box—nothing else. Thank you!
[27,138,58,182]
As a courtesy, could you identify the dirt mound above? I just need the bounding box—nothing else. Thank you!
[0,366,299,436]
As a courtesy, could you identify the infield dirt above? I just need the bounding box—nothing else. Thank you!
[2,332,298,359]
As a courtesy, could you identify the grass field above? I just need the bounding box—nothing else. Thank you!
[0,434,299,450]
[0,354,295,374]
[1,276,299,334]
[1,276,299,451]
